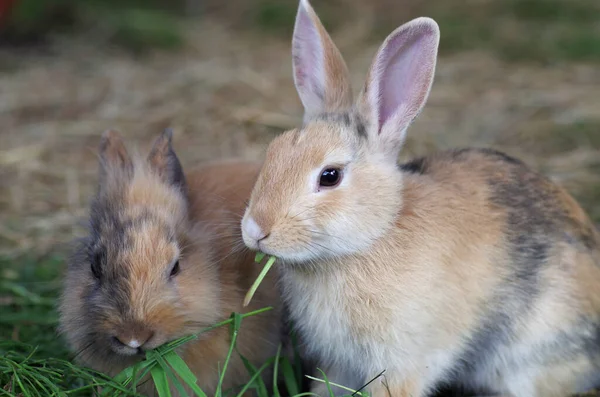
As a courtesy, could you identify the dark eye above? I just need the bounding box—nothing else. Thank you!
[91,251,103,280]
[319,167,342,188]
[170,260,180,277]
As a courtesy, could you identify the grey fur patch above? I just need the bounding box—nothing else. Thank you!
[441,148,596,389]
[313,112,368,140]
[354,114,368,139]
[83,185,172,321]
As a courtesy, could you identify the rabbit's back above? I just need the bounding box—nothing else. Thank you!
[398,147,600,394]
[401,147,599,256]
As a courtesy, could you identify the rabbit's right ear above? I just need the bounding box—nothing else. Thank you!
[292,0,353,121]
[357,17,440,161]
[98,129,133,185]
[147,128,186,192]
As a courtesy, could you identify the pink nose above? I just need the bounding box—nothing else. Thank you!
[114,323,154,349]
[244,217,267,242]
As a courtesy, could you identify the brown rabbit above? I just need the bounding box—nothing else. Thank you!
[240,0,600,396]
[59,129,283,396]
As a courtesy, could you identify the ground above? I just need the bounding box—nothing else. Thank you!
[0,0,599,395]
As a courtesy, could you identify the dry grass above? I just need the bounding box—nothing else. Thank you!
[0,1,599,260]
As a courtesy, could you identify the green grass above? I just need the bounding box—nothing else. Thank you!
[0,308,288,397]
[367,0,600,62]
[0,342,131,396]
[252,0,340,36]
[2,0,185,52]
[4,0,600,61]
[455,0,600,61]
[4,236,600,396]
[254,0,298,35]
[249,0,600,62]
[0,254,368,397]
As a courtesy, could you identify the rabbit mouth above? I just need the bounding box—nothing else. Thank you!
[109,336,147,357]
[262,245,323,264]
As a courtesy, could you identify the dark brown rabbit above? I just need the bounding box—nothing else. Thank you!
[59,129,282,396]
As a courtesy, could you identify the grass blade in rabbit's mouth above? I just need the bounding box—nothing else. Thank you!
[243,253,277,307]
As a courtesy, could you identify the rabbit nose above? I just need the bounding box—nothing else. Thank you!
[114,323,154,349]
[243,217,269,242]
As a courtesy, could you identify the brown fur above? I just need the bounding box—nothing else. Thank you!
[241,1,600,396]
[251,130,600,397]
[58,131,282,396]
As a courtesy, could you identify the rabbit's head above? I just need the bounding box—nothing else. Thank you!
[59,130,221,374]
[242,0,440,264]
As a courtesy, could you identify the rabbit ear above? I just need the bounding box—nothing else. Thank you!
[147,128,186,192]
[358,17,439,159]
[292,0,353,120]
[99,129,133,185]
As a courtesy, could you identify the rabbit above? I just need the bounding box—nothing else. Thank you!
[239,1,600,396]
[58,129,284,396]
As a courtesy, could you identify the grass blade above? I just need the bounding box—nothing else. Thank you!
[243,256,276,307]
[237,356,262,396]
[272,344,282,397]
[132,363,156,394]
[130,361,145,391]
[234,357,275,397]
[151,364,172,397]
[280,357,299,396]
[11,370,30,397]
[163,351,207,397]
[112,365,135,385]
[352,369,386,397]
[153,352,188,397]
[22,370,54,396]
[306,374,367,396]
[102,360,154,395]
[255,252,266,263]
[290,330,303,390]
[157,307,272,357]
[216,313,242,396]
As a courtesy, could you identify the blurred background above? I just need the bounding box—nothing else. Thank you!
[0,0,599,372]
[0,0,599,258]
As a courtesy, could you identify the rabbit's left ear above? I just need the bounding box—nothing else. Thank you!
[98,129,133,186]
[358,17,440,159]
[292,0,353,121]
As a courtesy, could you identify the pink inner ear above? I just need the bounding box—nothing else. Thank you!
[379,34,429,131]
[292,2,325,112]
[372,22,438,134]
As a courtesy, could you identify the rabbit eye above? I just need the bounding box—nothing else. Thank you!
[319,167,342,188]
[170,260,180,278]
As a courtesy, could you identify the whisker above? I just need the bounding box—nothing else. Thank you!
[220,239,249,256]
[212,246,245,265]
[73,340,96,361]
[289,205,314,220]
[292,215,322,222]
[311,241,337,255]
[302,241,321,261]
[307,229,346,241]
